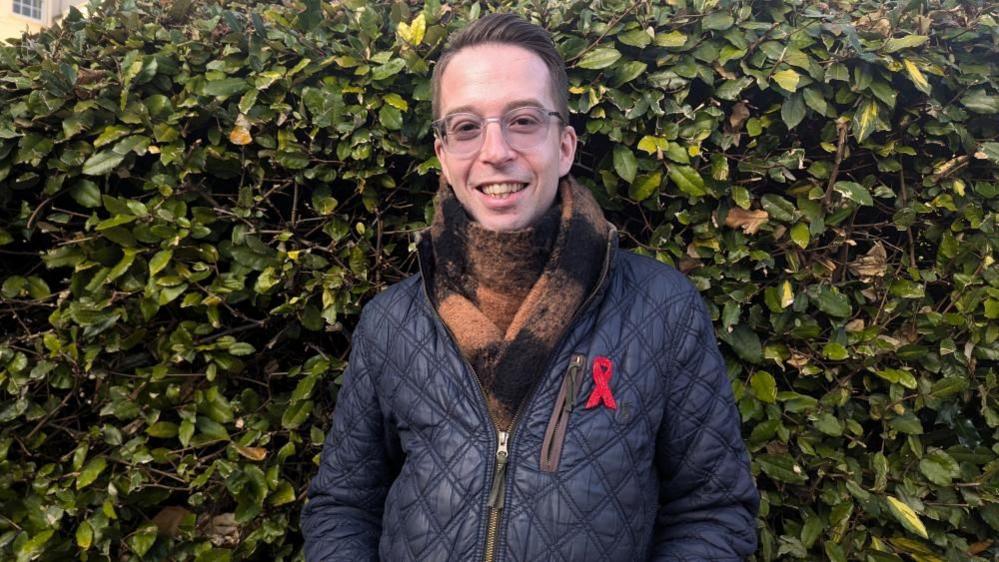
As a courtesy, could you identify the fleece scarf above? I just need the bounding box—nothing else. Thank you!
[430,176,610,430]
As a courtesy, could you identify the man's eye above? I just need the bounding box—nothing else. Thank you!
[507,114,542,130]
[450,121,481,135]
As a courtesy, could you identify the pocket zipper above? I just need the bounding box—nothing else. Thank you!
[540,354,586,472]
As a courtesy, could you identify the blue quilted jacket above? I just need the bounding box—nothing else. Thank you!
[301,233,759,561]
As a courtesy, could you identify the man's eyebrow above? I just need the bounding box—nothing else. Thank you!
[443,99,548,116]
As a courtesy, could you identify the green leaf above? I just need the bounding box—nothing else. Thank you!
[727,324,762,364]
[790,222,810,249]
[149,249,173,276]
[667,165,706,198]
[815,287,852,318]
[82,149,125,176]
[629,171,661,201]
[757,453,808,484]
[889,412,924,434]
[371,58,406,81]
[617,29,651,48]
[129,522,158,557]
[750,371,777,403]
[802,88,827,115]
[577,48,621,70]
[960,89,999,114]
[814,412,844,436]
[834,181,874,206]
[76,521,93,549]
[883,35,929,53]
[69,180,101,208]
[613,145,637,183]
[613,61,647,86]
[654,31,687,47]
[702,12,734,30]
[978,142,999,164]
[146,421,179,438]
[918,449,960,486]
[76,457,107,489]
[379,105,402,130]
[781,94,806,129]
[228,342,255,356]
[772,69,800,92]
[886,496,929,539]
[760,194,796,222]
[203,78,248,98]
[874,368,917,390]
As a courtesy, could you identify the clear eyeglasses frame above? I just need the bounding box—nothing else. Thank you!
[432,106,564,156]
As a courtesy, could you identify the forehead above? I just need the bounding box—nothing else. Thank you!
[438,43,555,115]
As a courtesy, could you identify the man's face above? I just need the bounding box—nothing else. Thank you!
[434,43,577,231]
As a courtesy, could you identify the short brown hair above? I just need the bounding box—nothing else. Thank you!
[431,13,569,121]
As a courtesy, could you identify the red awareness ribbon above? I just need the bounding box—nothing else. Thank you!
[584,356,617,410]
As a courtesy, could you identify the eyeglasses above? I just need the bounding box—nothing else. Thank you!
[432,107,564,156]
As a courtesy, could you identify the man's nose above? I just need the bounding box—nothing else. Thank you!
[477,120,515,164]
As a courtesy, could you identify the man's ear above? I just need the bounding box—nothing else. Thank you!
[558,125,578,177]
[434,137,451,185]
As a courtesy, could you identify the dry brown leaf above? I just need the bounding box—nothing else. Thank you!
[845,319,866,332]
[968,541,993,555]
[234,444,267,461]
[729,102,750,132]
[724,208,769,235]
[677,257,702,274]
[787,352,809,370]
[848,241,887,281]
[228,114,253,146]
[152,506,192,537]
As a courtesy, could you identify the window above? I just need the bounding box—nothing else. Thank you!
[13,0,42,20]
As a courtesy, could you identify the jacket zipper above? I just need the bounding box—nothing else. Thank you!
[540,353,586,472]
[416,227,616,562]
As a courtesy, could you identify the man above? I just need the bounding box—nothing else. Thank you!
[301,13,759,561]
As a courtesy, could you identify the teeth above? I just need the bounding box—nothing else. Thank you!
[481,183,526,197]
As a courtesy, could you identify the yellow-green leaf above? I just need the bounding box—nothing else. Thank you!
[397,13,426,45]
[629,171,661,201]
[886,496,929,539]
[149,249,173,276]
[667,165,706,197]
[903,59,931,95]
[77,457,107,490]
[852,99,880,143]
[654,31,687,47]
[883,35,928,53]
[577,48,621,70]
[76,521,93,549]
[791,222,810,249]
[750,371,777,403]
[773,69,800,92]
[780,280,794,308]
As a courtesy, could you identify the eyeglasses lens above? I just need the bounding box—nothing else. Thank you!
[441,107,552,154]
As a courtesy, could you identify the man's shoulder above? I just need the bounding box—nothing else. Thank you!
[355,274,428,331]
[611,249,701,306]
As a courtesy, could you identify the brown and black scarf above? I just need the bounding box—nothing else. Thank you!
[429,176,610,429]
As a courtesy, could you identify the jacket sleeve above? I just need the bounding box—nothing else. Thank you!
[650,291,760,561]
[300,316,401,561]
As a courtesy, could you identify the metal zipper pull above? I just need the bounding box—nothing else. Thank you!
[487,430,510,509]
[564,354,585,414]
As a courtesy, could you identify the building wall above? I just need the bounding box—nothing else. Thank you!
[0,0,86,40]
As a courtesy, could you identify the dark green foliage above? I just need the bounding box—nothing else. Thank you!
[0,0,997,560]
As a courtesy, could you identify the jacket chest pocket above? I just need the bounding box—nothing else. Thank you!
[540,353,587,472]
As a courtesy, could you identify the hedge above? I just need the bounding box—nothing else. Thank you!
[0,0,997,560]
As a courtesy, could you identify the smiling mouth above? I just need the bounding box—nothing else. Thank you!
[478,182,528,199]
